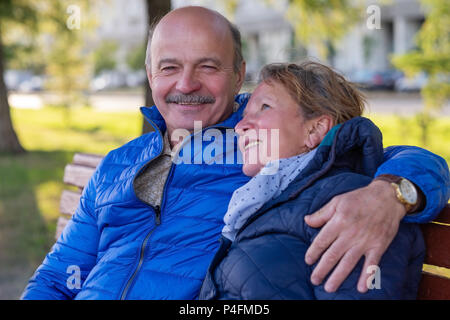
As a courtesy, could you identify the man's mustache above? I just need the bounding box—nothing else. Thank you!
[166,94,216,104]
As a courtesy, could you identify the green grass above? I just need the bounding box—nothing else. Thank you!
[14,106,141,154]
[0,106,449,299]
[366,113,450,164]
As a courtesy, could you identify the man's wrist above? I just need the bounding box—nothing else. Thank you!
[373,174,425,214]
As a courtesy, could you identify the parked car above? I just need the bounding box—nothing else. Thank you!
[90,70,147,91]
[347,69,402,90]
[5,70,44,92]
[125,70,146,87]
[394,72,428,92]
[90,71,127,91]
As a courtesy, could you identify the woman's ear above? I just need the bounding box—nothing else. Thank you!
[305,115,334,150]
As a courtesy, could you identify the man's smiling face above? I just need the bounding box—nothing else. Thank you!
[148,7,245,137]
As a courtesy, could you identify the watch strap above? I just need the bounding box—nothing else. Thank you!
[374,174,422,213]
[374,174,402,185]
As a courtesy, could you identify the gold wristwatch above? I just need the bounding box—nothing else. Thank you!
[374,175,419,213]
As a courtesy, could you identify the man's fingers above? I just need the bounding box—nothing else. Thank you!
[304,200,336,228]
[309,236,346,285]
[357,251,383,293]
[323,247,363,293]
[305,221,339,265]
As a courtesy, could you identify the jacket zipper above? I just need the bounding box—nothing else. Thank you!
[120,163,173,300]
[119,122,234,299]
[119,116,169,300]
[119,205,161,300]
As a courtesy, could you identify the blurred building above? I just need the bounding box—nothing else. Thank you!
[335,0,424,74]
[92,0,147,72]
[173,0,425,86]
[90,0,425,89]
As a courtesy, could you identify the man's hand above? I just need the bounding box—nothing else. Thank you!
[304,180,407,293]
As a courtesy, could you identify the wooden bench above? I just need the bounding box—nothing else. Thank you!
[56,153,104,239]
[56,152,450,299]
[417,207,450,299]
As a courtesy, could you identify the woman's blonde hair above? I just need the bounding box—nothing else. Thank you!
[259,61,366,124]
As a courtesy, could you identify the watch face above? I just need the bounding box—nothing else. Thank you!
[399,179,418,205]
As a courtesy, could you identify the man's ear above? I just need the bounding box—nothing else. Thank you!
[234,61,246,95]
[146,65,153,89]
[305,115,334,150]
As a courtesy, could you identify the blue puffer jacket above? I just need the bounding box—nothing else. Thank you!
[199,117,426,300]
[22,94,449,300]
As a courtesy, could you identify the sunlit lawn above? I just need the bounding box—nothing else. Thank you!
[0,105,449,299]
[366,113,450,164]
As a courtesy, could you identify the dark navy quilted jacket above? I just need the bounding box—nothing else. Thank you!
[21,93,449,299]
[199,117,427,300]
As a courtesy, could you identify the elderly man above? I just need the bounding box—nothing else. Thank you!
[22,6,449,299]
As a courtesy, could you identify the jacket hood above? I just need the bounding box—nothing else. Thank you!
[322,116,384,177]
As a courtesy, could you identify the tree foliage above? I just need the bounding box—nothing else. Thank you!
[42,0,93,117]
[126,42,147,72]
[275,0,364,60]
[93,40,118,76]
[392,0,450,111]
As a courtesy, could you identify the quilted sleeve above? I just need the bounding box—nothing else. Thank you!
[21,167,101,300]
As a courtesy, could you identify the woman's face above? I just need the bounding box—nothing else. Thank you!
[235,80,312,177]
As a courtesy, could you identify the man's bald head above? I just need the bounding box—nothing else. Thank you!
[145,6,244,74]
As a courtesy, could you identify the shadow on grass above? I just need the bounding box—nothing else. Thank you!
[0,150,74,299]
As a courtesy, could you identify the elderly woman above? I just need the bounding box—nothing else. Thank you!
[199,61,425,300]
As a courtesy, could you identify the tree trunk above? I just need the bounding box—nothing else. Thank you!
[0,31,25,153]
[142,0,171,134]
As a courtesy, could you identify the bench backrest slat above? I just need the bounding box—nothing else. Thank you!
[420,219,450,269]
[72,153,103,168]
[60,190,82,216]
[432,205,450,224]
[62,153,103,189]
[417,273,450,300]
[418,204,450,300]
[56,153,103,240]
[63,164,97,189]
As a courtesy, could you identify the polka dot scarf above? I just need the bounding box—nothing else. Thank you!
[222,148,317,241]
